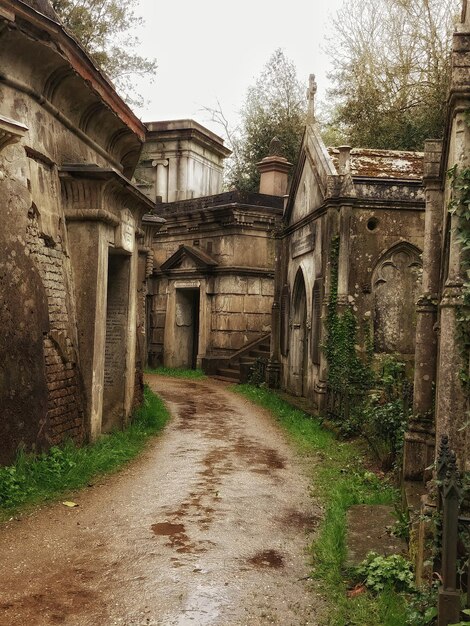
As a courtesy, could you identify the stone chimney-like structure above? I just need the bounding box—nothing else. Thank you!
[256,137,292,196]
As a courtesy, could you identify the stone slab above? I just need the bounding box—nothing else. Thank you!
[345,504,408,569]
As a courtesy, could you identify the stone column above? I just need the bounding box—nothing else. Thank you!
[403,140,443,480]
[337,203,352,313]
[435,0,470,467]
[153,159,169,203]
[267,232,282,387]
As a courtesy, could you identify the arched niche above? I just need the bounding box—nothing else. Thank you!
[290,268,308,395]
[372,242,422,354]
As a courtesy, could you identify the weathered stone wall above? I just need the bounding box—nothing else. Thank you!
[209,275,274,355]
[275,129,426,406]
[146,191,282,367]
[0,0,150,463]
[26,215,85,446]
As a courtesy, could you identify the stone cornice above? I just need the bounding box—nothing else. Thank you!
[59,165,157,223]
[0,0,145,174]
[2,0,145,140]
[0,114,27,152]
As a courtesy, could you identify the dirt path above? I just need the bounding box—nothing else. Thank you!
[0,376,323,626]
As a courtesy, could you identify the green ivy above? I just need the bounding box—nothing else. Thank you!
[447,163,470,394]
[325,236,374,432]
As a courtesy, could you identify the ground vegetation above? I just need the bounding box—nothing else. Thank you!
[0,386,169,519]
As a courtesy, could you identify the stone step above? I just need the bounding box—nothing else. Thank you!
[216,367,240,381]
[345,504,408,569]
[212,375,240,383]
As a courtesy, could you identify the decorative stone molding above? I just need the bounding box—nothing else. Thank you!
[0,115,28,153]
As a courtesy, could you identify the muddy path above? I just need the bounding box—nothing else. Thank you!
[0,376,323,625]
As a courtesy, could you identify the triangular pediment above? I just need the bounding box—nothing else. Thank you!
[160,245,218,272]
[285,124,338,226]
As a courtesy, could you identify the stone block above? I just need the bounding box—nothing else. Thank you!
[247,277,261,295]
[245,313,271,331]
[212,313,246,332]
[213,295,244,313]
[345,505,407,569]
[218,276,248,295]
[244,295,273,314]
[261,278,275,296]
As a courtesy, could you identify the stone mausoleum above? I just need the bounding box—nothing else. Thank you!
[0,0,159,463]
[138,124,289,375]
[269,77,425,408]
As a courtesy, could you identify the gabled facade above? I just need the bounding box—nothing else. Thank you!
[269,93,425,406]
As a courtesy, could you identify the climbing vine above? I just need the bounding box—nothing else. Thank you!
[447,163,470,394]
[325,236,374,433]
[324,236,409,465]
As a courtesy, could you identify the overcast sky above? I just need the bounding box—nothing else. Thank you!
[131,0,345,137]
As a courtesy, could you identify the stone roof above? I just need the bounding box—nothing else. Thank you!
[20,0,59,20]
[328,147,423,180]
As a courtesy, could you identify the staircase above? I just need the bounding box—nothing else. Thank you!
[212,334,271,383]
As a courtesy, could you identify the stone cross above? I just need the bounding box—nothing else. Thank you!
[306,74,317,123]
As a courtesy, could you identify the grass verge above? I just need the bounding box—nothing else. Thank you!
[235,384,408,626]
[0,385,170,521]
[145,367,207,379]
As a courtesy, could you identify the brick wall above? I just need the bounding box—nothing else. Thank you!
[27,216,85,445]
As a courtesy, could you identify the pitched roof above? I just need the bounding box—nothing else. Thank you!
[19,0,58,20]
[328,148,423,179]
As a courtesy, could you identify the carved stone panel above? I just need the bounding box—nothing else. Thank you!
[372,244,422,354]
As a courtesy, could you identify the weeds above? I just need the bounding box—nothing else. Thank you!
[0,385,169,519]
[145,367,206,379]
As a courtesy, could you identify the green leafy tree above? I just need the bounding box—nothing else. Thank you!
[51,0,157,106]
[324,0,459,150]
[227,49,306,192]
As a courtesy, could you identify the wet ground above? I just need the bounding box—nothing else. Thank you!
[0,376,323,625]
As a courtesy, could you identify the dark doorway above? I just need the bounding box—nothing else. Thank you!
[103,252,130,433]
[175,288,200,368]
[290,269,308,396]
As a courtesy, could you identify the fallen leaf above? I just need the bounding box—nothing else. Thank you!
[347,584,366,598]
[62,501,79,508]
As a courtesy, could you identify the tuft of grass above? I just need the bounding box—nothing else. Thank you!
[235,384,407,626]
[0,385,170,520]
[145,367,206,379]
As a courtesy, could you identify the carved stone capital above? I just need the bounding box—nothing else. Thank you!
[440,282,466,308]
[416,294,439,313]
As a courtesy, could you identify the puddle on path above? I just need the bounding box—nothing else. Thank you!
[151,522,186,536]
[247,549,285,569]
[162,584,228,626]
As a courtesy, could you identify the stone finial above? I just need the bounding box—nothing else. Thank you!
[338,145,352,175]
[307,74,317,123]
[268,137,283,157]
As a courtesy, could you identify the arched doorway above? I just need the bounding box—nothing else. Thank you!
[290,269,308,396]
